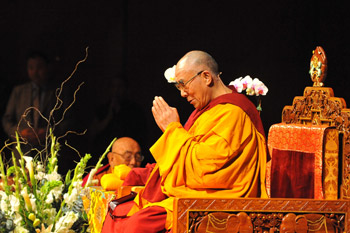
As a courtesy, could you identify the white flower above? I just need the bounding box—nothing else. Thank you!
[14,225,29,233]
[164,65,177,83]
[45,193,54,204]
[241,75,253,89]
[74,180,83,189]
[42,208,57,226]
[13,213,23,226]
[36,161,44,171]
[251,78,268,96]
[0,195,8,212]
[229,75,268,96]
[35,162,46,180]
[9,194,20,213]
[23,156,34,179]
[229,77,243,93]
[46,185,64,204]
[63,187,79,208]
[0,193,19,215]
[35,171,46,180]
[55,211,79,233]
[45,170,62,182]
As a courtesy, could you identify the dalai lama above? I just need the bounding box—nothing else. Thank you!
[102,50,268,232]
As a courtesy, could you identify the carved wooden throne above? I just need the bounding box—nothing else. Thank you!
[267,46,350,200]
[173,46,350,232]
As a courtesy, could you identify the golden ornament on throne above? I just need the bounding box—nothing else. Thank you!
[309,46,328,87]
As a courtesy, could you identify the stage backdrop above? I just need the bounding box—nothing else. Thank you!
[0,0,347,168]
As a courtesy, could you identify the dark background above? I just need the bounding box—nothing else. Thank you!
[0,0,348,171]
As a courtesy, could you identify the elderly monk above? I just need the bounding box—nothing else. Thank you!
[82,137,143,186]
[102,50,268,232]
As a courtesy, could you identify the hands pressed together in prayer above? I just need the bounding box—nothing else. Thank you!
[152,96,180,132]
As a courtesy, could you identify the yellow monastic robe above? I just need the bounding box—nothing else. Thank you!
[130,103,267,229]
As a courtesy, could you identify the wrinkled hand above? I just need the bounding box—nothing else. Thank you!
[152,96,180,132]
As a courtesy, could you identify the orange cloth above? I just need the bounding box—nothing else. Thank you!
[130,103,268,229]
[100,164,132,191]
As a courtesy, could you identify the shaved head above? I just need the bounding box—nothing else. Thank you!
[107,137,142,169]
[112,137,140,152]
[176,50,219,75]
[173,50,231,110]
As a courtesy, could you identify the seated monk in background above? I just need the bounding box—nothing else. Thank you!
[82,137,143,186]
[102,50,268,233]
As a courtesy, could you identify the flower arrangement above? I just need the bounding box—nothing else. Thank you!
[0,131,90,233]
[229,75,268,96]
[229,75,268,111]
[0,48,107,233]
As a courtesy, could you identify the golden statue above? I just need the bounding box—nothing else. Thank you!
[309,46,327,87]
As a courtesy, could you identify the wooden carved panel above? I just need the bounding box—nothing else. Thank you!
[173,198,350,233]
[280,85,350,200]
[324,128,339,199]
[189,211,343,232]
[281,87,347,127]
[341,110,350,199]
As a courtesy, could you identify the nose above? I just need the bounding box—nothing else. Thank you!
[180,88,188,97]
[128,156,136,167]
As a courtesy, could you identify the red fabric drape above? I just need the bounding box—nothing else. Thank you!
[123,163,157,186]
[270,148,315,198]
[101,201,169,233]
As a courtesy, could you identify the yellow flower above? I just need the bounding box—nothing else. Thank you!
[33,219,41,227]
[21,189,32,212]
[28,213,35,221]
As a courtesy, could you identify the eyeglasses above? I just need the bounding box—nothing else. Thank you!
[174,70,204,91]
[111,151,144,163]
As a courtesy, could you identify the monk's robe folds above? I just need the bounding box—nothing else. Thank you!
[130,103,267,229]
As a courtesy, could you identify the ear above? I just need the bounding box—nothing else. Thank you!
[107,152,112,161]
[202,70,214,86]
